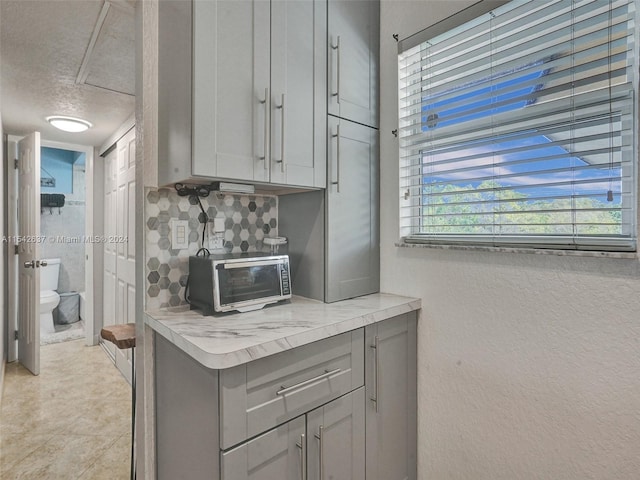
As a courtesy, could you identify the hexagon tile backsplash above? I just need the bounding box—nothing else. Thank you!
[145,187,278,309]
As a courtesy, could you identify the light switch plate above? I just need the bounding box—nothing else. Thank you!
[170,219,189,250]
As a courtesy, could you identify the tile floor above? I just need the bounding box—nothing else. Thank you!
[0,339,132,479]
[40,321,85,346]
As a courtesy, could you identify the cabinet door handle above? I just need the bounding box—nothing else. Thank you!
[296,433,307,480]
[275,93,286,172]
[370,336,379,412]
[331,36,340,102]
[314,426,324,480]
[259,87,269,171]
[276,368,341,396]
[331,124,341,193]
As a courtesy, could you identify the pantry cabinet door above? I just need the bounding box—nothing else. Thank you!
[326,117,379,302]
[270,0,326,188]
[192,0,270,183]
[327,0,379,128]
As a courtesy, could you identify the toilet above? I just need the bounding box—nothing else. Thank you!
[40,258,61,334]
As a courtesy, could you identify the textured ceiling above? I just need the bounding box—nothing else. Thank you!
[0,0,135,147]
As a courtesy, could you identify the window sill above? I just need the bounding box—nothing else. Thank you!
[395,241,639,259]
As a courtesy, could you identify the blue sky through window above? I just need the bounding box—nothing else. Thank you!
[420,67,621,204]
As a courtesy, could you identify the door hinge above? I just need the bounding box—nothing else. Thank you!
[14,330,19,340]
[14,158,19,169]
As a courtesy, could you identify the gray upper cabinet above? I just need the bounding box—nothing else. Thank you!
[191,0,268,183]
[326,116,379,302]
[158,0,326,189]
[328,0,379,128]
[365,313,418,480]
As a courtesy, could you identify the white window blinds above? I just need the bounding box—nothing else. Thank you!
[398,0,637,251]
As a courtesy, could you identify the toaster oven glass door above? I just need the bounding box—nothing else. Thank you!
[217,263,282,306]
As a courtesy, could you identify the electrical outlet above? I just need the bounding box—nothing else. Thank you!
[210,235,224,250]
[170,219,189,250]
[206,222,223,250]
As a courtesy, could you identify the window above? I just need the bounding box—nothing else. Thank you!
[398,0,637,251]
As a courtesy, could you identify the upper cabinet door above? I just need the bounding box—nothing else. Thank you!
[270,0,327,188]
[328,0,379,128]
[192,0,270,183]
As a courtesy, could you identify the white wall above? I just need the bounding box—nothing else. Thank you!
[380,2,640,479]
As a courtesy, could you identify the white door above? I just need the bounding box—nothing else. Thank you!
[102,147,118,360]
[102,127,135,382]
[17,132,41,375]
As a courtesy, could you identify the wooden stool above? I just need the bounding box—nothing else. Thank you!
[101,323,136,480]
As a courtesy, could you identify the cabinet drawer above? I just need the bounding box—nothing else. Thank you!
[220,329,364,449]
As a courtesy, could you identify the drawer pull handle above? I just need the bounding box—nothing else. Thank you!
[276,368,342,396]
[314,426,324,480]
[371,336,379,412]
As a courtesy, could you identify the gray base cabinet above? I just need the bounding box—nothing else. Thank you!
[155,335,220,480]
[222,388,365,480]
[365,312,418,480]
[154,314,414,480]
[219,329,364,449]
[307,387,365,480]
[221,416,305,480]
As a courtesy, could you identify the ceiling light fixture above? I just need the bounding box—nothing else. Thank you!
[46,115,93,133]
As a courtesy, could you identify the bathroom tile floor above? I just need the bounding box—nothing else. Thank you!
[0,339,131,479]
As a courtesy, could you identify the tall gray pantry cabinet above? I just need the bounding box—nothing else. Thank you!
[157,0,326,189]
[280,0,381,303]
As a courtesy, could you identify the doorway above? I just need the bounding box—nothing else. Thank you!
[6,137,97,367]
[39,144,88,345]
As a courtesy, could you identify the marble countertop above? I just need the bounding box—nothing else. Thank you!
[145,293,421,369]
